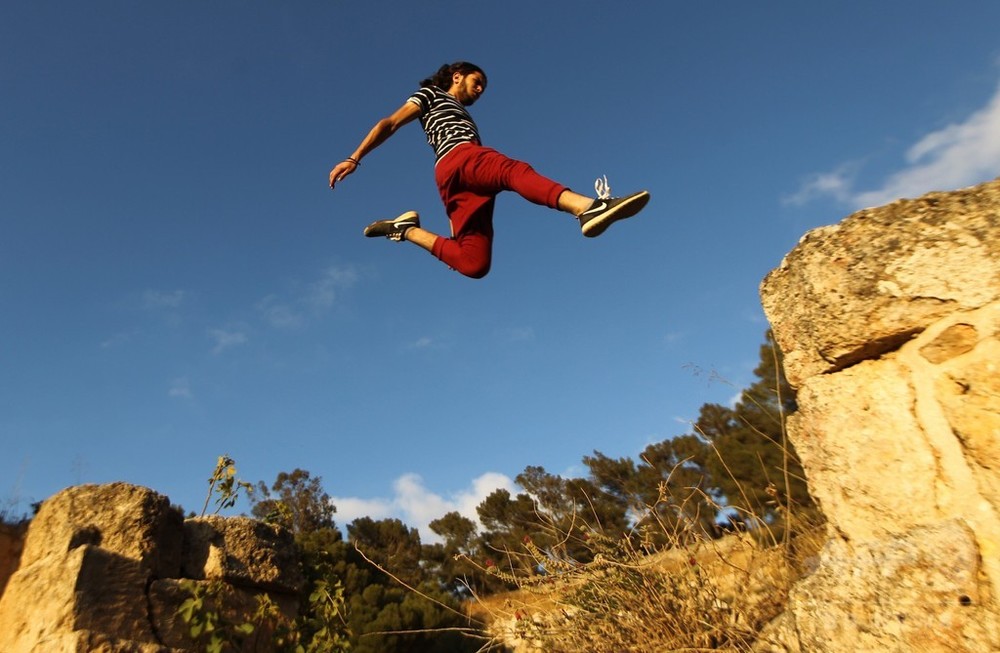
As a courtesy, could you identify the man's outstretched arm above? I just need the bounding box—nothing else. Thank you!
[329,101,422,188]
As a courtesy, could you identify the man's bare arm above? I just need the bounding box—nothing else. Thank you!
[329,101,422,188]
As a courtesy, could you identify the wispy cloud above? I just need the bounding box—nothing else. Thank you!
[256,264,359,329]
[208,328,248,355]
[100,331,134,349]
[332,471,516,543]
[497,326,535,342]
[662,331,685,345]
[168,377,193,399]
[142,289,185,310]
[306,265,358,311]
[786,81,1000,209]
[256,295,304,329]
[782,163,860,207]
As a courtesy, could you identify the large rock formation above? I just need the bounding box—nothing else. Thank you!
[0,483,303,653]
[758,178,1000,651]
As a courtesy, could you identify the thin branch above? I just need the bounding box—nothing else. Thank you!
[352,543,486,626]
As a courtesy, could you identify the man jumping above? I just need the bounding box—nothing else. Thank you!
[328,61,650,279]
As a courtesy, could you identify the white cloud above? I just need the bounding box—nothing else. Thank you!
[662,331,685,345]
[100,331,133,349]
[331,471,516,543]
[497,326,535,342]
[333,496,396,521]
[782,164,858,207]
[142,289,185,310]
[208,328,248,354]
[256,295,304,329]
[787,81,1000,209]
[168,377,193,399]
[307,265,358,311]
[256,265,359,329]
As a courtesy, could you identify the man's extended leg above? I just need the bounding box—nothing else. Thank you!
[456,145,649,237]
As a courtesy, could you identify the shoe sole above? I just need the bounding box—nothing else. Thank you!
[581,191,650,238]
[364,211,420,238]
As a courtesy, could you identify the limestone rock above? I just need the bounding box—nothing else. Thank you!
[0,483,302,653]
[21,482,183,578]
[758,521,991,652]
[0,545,162,653]
[761,178,1000,387]
[183,515,304,594]
[758,177,1000,652]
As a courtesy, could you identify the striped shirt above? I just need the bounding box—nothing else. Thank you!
[407,86,481,163]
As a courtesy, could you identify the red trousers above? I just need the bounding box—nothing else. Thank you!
[431,143,567,278]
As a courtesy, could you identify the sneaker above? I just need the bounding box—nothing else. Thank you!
[579,191,650,237]
[363,211,420,241]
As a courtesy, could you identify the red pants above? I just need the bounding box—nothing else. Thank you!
[431,143,568,278]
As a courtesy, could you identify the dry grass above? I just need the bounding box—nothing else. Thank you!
[466,483,825,653]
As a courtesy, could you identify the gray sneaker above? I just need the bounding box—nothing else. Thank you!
[579,191,650,237]
[363,211,420,241]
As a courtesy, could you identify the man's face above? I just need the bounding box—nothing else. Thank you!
[450,71,487,106]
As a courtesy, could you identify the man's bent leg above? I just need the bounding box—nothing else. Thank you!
[431,231,492,279]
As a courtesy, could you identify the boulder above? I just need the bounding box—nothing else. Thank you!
[0,483,301,653]
[761,180,1000,387]
[757,178,1000,651]
[21,482,183,578]
[0,545,166,653]
[183,516,304,594]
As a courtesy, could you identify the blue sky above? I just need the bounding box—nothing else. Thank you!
[3,1,1000,538]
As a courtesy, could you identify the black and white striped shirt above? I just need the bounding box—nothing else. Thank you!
[407,86,481,163]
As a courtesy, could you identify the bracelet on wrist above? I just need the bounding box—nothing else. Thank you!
[345,157,360,167]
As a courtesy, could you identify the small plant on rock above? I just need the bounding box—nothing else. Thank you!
[200,455,255,517]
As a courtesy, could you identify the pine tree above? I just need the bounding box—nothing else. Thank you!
[697,331,816,529]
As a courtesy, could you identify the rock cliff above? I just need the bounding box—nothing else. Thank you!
[758,177,1000,651]
[0,483,303,653]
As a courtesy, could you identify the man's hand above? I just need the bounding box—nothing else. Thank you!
[329,159,359,189]
[328,101,420,190]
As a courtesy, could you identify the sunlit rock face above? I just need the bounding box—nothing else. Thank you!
[758,177,1000,652]
[0,483,301,653]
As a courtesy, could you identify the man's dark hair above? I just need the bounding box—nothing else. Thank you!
[420,61,487,90]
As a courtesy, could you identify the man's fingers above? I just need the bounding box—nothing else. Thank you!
[329,163,354,188]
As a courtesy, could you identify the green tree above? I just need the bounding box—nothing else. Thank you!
[347,517,423,586]
[250,471,482,653]
[251,468,337,534]
[468,468,632,587]
[424,512,489,596]
[475,487,540,580]
[344,517,481,653]
[695,331,816,528]
[585,435,720,547]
